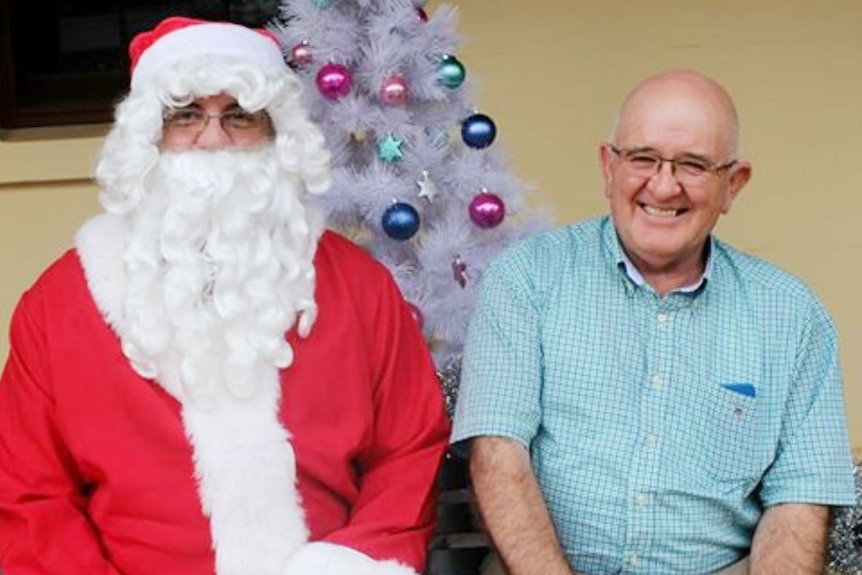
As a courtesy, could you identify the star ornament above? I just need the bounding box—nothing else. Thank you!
[417,170,438,202]
[377,134,405,163]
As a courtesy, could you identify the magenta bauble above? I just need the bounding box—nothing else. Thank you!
[316,63,353,100]
[469,191,506,228]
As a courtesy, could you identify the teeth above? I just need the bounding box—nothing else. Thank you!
[643,205,679,217]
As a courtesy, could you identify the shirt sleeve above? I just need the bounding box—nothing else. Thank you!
[758,297,857,507]
[0,291,123,574]
[319,271,451,572]
[450,242,544,451]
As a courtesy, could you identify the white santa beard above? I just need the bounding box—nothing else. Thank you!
[119,147,321,407]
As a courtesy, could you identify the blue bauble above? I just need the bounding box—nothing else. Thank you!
[311,0,332,7]
[461,113,496,149]
[382,202,420,241]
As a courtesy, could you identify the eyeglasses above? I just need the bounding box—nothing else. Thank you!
[608,144,736,186]
[162,106,272,142]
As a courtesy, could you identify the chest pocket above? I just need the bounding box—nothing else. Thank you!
[704,383,771,479]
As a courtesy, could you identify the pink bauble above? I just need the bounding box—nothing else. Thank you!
[316,63,353,100]
[291,42,313,68]
[469,191,506,228]
[380,75,409,106]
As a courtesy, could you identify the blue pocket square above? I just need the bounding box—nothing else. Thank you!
[721,383,757,398]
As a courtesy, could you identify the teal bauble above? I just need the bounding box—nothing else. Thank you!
[438,55,466,89]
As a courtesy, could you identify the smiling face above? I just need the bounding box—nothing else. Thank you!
[600,71,751,292]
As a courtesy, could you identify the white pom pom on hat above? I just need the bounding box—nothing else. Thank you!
[128,16,288,90]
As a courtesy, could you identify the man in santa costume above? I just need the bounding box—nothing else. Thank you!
[0,16,450,575]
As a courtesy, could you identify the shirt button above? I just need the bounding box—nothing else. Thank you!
[627,553,641,567]
[635,493,649,506]
[646,432,658,446]
[657,312,668,323]
[650,374,663,389]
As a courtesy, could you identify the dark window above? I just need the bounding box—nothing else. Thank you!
[0,0,278,129]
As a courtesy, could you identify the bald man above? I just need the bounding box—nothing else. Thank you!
[451,70,856,575]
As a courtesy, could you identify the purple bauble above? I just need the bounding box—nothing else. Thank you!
[316,63,352,100]
[379,75,409,106]
[469,191,506,228]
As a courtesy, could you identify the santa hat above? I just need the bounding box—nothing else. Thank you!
[128,16,288,90]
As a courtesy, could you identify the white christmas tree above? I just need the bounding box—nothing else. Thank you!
[272,0,548,404]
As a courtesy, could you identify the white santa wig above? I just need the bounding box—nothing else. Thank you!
[86,17,334,405]
[95,16,331,212]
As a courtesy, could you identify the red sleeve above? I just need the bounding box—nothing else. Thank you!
[318,245,451,571]
[0,290,122,575]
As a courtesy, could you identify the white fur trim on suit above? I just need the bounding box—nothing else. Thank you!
[75,214,127,328]
[284,542,419,575]
[75,213,309,575]
[184,391,308,575]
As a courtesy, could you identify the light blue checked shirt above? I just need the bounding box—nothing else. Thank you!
[451,216,856,575]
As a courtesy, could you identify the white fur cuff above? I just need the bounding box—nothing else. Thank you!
[284,542,419,575]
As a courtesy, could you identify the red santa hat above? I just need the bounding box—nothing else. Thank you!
[128,16,288,90]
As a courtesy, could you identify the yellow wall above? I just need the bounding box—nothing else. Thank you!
[0,0,859,451]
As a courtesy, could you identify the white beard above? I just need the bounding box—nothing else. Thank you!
[117,147,323,407]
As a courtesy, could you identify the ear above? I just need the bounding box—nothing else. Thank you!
[721,159,752,213]
[599,143,615,198]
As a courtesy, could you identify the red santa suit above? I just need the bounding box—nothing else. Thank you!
[0,216,450,574]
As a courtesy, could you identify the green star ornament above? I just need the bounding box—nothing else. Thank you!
[377,133,405,163]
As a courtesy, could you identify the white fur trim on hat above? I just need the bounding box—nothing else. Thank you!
[131,22,288,90]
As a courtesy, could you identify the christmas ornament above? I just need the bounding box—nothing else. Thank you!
[417,170,438,202]
[425,125,449,149]
[316,63,352,100]
[437,55,466,89]
[382,201,420,241]
[469,190,506,228]
[311,0,332,8]
[827,459,862,574]
[461,113,497,149]
[379,75,410,106]
[437,360,462,418]
[290,42,313,69]
[451,255,468,288]
[377,134,405,163]
[411,0,427,7]
[407,302,424,329]
[417,7,428,22]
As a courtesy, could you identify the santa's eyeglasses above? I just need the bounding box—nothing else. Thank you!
[162,106,272,141]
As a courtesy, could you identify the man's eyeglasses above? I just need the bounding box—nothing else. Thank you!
[608,144,736,186]
[162,106,272,141]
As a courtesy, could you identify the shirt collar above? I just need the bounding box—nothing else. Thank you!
[601,216,714,294]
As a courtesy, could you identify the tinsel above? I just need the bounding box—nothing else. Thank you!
[436,359,461,418]
[827,459,862,575]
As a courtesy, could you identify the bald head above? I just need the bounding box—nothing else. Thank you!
[612,70,740,159]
